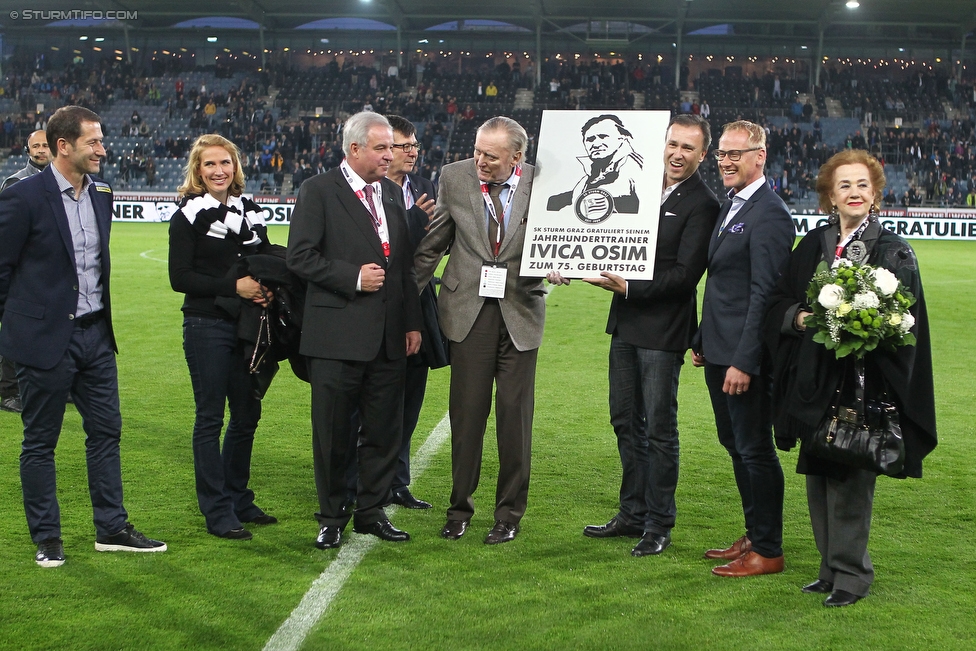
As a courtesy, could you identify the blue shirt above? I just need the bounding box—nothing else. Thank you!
[51,163,104,317]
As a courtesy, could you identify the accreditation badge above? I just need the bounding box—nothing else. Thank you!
[479,262,508,299]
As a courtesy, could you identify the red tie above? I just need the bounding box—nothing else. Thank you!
[362,184,380,235]
[488,183,506,256]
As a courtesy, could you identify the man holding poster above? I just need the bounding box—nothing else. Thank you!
[414,117,544,546]
[550,114,720,556]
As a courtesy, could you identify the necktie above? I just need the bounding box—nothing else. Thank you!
[362,184,380,235]
[488,182,506,256]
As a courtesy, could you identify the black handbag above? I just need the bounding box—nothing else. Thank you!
[804,357,905,476]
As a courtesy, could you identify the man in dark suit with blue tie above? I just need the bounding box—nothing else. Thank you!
[693,120,794,577]
[287,111,423,550]
[552,115,720,557]
[0,106,166,568]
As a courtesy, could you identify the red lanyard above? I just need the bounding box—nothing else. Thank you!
[480,165,521,251]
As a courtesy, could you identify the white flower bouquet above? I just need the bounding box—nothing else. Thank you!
[804,259,917,358]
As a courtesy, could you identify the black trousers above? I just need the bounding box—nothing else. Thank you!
[309,344,405,529]
[19,318,128,542]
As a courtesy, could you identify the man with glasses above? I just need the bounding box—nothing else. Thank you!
[692,120,794,577]
[382,114,444,509]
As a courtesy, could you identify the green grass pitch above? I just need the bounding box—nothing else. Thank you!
[0,225,973,650]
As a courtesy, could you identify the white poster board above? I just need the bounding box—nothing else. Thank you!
[520,110,670,279]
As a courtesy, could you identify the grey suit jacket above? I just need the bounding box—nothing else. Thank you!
[414,159,545,352]
[697,180,794,375]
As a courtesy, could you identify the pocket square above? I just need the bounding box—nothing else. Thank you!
[727,222,746,234]
[664,211,678,217]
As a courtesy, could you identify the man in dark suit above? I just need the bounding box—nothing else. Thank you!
[692,120,795,577]
[550,115,719,557]
[287,111,423,550]
[1,129,52,415]
[415,117,545,545]
[555,115,721,557]
[383,114,445,509]
[0,106,166,567]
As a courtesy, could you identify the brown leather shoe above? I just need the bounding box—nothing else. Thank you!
[711,551,785,577]
[703,535,752,560]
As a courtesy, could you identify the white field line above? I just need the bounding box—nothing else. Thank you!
[139,249,167,263]
[263,412,452,651]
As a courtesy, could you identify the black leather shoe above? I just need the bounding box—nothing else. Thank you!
[391,488,433,510]
[583,516,643,539]
[801,579,834,594]
[354,519,410,542]
[631,532,671,557]
[484,521,519,545]
[315,526,342,549]
[216,528,253,541]
[441,519,469,540]
[244,514,279,525]
[824,590,863,607]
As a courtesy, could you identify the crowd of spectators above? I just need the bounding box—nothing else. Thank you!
[2,53,975,205]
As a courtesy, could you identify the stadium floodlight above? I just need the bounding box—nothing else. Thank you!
[846,1,859,8]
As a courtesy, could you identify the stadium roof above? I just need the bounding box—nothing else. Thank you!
[2,1,974,45]
[0,0,976,33]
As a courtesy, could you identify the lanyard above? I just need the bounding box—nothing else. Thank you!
[342,160,391,259]
[480,165,522,251]
[835,217,869,260]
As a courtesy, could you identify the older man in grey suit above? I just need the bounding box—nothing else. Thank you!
[415,116,544,545]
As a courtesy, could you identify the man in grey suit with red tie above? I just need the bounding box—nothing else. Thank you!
[551,114,720,557]
[415,117,545,545]
[287,111,423,550]
[692,120,794,577]
[0,106,166,567]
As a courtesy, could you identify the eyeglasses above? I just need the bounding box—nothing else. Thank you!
[712,147,761,161]
[392,142,422,153]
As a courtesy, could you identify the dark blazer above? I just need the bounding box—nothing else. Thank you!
[764,222,937,478]
[606,170,719,352]
[0,165,117,370]
[286,167,422,362]
[388,172,449,368]
[697,180,794,374]
[400,172,437,249]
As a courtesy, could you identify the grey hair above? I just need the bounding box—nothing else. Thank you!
[342,111,392,156]
[478,116,528,157]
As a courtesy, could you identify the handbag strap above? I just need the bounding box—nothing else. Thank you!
[853,356,866,419]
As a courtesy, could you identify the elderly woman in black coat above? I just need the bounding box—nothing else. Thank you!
[764,149,937,607]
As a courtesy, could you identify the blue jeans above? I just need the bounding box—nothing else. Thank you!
[19,318,127,542]
[704,362,784,558]
[608,337,683,535]
[183,316,263,535]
